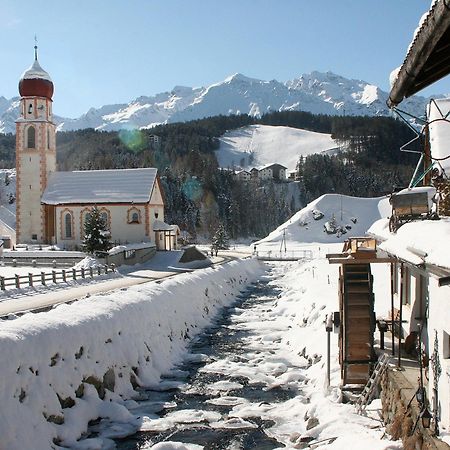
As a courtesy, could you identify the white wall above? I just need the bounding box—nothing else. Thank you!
[426,279,450,428]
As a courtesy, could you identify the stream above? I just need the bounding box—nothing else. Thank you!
[112,268,306,449]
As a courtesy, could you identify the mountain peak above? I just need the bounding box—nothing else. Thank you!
[0,71,433,133]
[223,73,260,84]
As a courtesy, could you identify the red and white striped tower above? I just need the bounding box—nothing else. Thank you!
[15,45,56,244]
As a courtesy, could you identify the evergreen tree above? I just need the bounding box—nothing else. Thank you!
[211,223,229,254]
[82,207,111,254]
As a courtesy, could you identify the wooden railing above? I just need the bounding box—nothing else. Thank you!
[0,265,115,291]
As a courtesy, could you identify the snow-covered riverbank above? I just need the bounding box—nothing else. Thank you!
[136,247,400,450]
[0,258,264,450]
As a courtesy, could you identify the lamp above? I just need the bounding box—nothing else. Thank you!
[421,407,432,429]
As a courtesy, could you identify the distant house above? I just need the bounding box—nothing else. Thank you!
[148,134,161,146]
[250,168,260,180]
[261,163,287,181]
[249,164,288,182]
[234,170,251,182]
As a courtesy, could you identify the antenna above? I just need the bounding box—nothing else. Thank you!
[34,35,38,60]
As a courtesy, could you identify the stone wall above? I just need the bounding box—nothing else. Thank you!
[380,367,450,449]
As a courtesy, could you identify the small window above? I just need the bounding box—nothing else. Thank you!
[127,208,141,224]
[444,331,450,359]
[64,213,72,238]
[155,212,159,219]
[47,129,51,150]
[28,103,33,114]
[27,126,36,149]
[32,234,37,240]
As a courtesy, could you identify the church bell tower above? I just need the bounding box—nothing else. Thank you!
[15,45,56,244]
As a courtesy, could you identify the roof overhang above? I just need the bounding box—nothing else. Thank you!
[388,0,450,108]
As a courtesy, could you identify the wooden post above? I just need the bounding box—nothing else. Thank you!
[15,274,20,289]
[41,272,46,286]
[72,268,76,280]
[390,262,395,357]
[29,273,33,287]
[81,268,85,279]
[0,276,5,290]
[89,267,93,278]
[326,314,333,387]
[52,270,57,284]
[105,265,108,274]
[97,266,101,276]
[398,263,404,368]
[62,269,66,282]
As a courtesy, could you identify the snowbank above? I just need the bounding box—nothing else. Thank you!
[0,258,264,450]
[256,193,390,248]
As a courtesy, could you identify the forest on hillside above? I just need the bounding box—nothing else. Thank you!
[0,111,417,240]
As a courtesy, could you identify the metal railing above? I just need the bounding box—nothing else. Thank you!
[255,250,313,261]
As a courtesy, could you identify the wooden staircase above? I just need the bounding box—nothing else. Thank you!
[339,263,376,385]
[355,353,390,413]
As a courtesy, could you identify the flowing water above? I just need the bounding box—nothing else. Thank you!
[113,270,303,449]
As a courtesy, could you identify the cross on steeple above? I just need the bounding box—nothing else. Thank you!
[34,35,38,61]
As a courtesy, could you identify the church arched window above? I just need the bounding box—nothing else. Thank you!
[64,212,73,238]
[99,208,110,230]
[27,126,36,149]
[47,129,51,150]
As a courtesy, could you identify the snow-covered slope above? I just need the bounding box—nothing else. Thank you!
[257,193,391,247]
[0,71,437,133]
[217,124,339,170]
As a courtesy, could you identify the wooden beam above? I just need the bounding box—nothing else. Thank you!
[327,257,395,265]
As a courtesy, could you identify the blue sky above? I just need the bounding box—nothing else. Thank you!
[0,0,446,117]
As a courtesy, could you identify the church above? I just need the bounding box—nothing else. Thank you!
[15,48,178,250]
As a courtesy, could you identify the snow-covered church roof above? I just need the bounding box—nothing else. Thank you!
[41,168,158,205]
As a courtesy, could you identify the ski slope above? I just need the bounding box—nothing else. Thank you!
[216,124,339,171]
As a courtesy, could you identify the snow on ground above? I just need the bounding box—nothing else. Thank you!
[255,193,391,252]
[0,258,263,449]
[122,248,398,450]
[0,193,403,449]
[216,124,339,171]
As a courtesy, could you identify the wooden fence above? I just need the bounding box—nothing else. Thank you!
[0,265,115,291]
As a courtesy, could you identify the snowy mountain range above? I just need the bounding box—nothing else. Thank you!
[0,71,438,134]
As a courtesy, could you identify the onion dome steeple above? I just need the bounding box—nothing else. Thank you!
[18,44,54,99]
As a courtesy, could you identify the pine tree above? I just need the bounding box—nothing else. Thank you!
[82,207,111,254]
[212,223,229,254]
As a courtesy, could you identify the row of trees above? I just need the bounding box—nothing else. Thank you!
[0,110,418,241]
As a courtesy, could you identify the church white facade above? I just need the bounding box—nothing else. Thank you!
[15,49,172,250]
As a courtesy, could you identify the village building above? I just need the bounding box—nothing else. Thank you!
[247,163,288,182]
[327,2,450,446]
[15,48,174,250]
[234,169,251,182]
[259,163,287,181]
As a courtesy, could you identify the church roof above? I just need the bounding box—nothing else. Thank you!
[41,168,158,205]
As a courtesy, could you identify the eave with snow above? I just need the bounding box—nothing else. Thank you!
[388,0,450,107]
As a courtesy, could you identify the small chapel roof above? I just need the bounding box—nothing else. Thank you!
[41,168,158,205]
